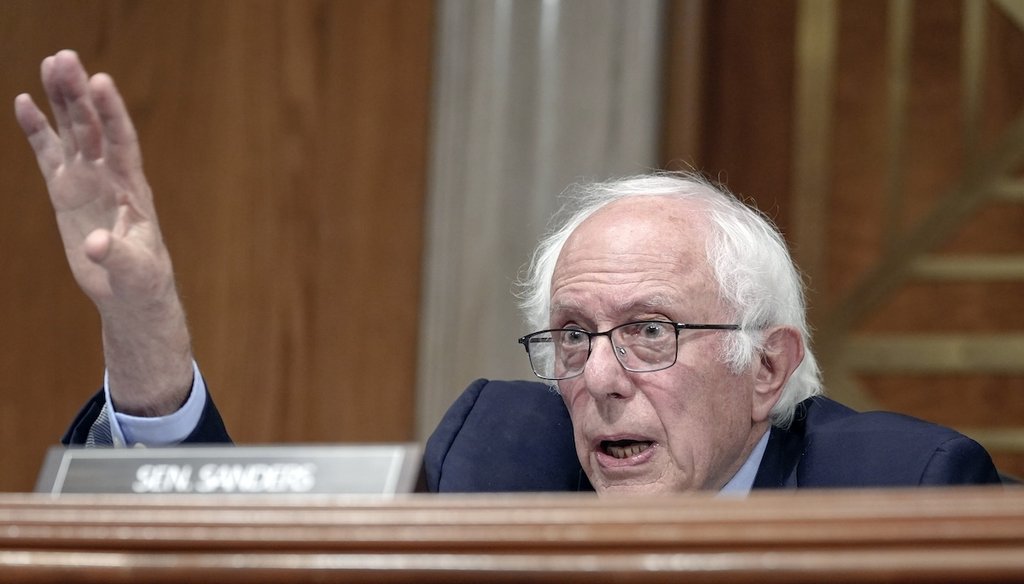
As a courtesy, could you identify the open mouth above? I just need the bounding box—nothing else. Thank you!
[601,439,654,459]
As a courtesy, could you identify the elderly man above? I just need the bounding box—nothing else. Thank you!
[17,51,1001,493]
[511,178,818,494]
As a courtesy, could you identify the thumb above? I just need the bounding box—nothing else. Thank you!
[83,229,113,264]
[84,229,146,278]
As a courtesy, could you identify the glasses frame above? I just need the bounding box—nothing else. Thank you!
[517,320,741,381]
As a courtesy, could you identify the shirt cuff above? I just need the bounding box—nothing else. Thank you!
[103,361,208,447]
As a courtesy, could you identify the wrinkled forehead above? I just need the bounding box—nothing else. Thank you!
[558,196,712,265]
[548,196,721,320]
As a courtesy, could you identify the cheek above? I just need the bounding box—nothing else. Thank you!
[559,382,596,473]
[676,339,747,407]
[557,379,589,413]
[655,363,747,451]
[667,373,754,471]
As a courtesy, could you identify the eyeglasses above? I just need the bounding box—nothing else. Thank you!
[517,320,740,381]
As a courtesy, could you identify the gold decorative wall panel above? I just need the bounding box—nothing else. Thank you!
[664,0,1024,477]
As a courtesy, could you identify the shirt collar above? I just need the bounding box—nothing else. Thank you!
[717,429,770,497]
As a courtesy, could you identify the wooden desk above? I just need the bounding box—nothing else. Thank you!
[0,487,1021,582]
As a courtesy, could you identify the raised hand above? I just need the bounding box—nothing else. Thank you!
[15,50,173,311]
[15,50,193,416]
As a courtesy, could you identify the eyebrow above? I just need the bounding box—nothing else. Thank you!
[549,294,675,318]
[548,297,585,316]
[616,295,674,315]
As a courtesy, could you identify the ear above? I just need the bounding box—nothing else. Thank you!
[751,326,804,423]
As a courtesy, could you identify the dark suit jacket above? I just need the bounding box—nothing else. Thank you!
[65,378,1002,490]
[62,389,232,446]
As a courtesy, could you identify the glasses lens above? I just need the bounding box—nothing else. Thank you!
[553,329,590,379]
[525,330,590,380]
[523,333,555,379]
[612,321,677,372]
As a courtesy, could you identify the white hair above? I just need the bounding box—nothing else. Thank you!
[516,172,822,428]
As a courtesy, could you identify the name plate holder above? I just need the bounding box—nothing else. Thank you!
[35,443,422,496]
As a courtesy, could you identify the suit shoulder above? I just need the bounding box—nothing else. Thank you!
[424,379,586,492]
[794,397,1000,487]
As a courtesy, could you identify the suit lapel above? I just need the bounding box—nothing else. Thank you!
[752,416,807,489]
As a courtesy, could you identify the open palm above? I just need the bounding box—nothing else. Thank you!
[15,50,171,310]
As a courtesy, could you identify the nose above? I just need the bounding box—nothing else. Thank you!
[581,335,635,400]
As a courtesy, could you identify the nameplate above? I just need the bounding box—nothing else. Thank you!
[35,444,421,496]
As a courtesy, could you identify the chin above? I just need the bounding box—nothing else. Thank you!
[593,481,676,497]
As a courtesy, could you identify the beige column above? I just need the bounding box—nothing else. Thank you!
[417,0,666,438]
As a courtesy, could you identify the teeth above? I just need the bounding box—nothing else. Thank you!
[604,441,651,459]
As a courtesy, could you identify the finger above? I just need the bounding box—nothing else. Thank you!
[52,50,104,161]
[40,53,77,158]
[13,93,62,178]
[90,73,143,174]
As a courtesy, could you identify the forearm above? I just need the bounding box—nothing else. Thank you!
[100,283,194,417]
[17,51,195,417]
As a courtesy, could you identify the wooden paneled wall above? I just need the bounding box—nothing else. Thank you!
[0,1,434,491]
[663,0,1024,478]
[3,0,1020,492]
